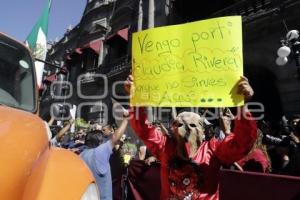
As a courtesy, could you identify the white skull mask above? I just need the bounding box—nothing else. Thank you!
[172,112,205,145]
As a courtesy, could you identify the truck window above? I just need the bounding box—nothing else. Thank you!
[0,34,36,112]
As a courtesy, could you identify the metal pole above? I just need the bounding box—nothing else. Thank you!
[138,0,143,31]
[148,0,155,28]
[146,0,155,123]
[35,58,62,70]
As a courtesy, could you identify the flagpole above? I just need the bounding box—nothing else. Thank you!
[35,58,64,70]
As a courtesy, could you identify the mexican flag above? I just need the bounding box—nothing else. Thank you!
[26,0,51,88]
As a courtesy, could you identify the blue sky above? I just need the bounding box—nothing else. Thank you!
[0,0,86,42]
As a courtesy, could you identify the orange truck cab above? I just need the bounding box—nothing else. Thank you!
[0,33,100,200]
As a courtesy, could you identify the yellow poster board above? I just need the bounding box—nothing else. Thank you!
[131,16,243,107]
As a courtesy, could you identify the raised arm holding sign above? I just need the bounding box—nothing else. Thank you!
[127,16,257,200]
[125,74,257,200]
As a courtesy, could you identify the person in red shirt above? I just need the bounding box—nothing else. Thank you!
[237,129,271,173]
[125,76,257,200]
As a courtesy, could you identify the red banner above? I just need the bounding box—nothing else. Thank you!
[220,169,300,200]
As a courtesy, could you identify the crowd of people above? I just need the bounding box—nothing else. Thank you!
[48,111,158,199]
[46,76,300,200]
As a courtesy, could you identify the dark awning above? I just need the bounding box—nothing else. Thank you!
[82,39,102,54]
[117,28,128,41]
[44,73,56,83]
[107,28,128,41]
[65,39,103,62]
[75,48,83,54]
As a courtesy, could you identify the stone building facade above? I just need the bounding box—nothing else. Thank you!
[40,0,300,128]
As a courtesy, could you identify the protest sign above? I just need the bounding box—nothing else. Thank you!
[131,16,243,107]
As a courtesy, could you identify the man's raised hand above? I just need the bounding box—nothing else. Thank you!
[124,75,134,94]
[237,76,254,101]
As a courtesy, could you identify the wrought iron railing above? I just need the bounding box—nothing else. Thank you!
[211,0,298,23]
[211,0,273,17]
[104,55,131,77]
[83,55,130,77]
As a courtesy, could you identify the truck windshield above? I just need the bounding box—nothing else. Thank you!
[0,34,36,112]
